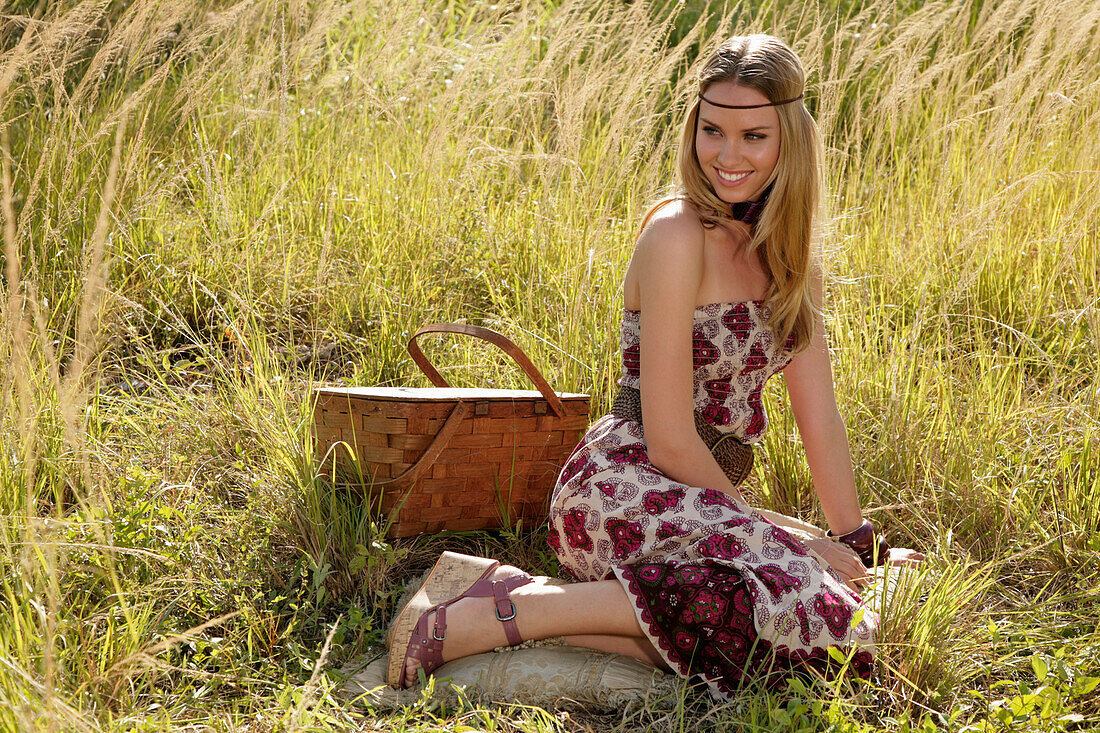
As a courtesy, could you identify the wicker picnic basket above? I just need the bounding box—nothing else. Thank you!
[313,323,590,538]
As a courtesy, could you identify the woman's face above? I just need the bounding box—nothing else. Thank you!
[694,82,781,204]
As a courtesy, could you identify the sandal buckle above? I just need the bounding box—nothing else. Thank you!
[495,601,517,622]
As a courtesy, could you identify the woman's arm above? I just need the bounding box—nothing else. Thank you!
[781,275,865,536]
[784,282,926,570]
[629,205,747,501]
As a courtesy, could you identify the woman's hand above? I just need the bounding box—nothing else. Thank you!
[804,537,870,592]
[805,538,926,592]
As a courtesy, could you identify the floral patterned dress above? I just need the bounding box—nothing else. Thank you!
[547,301,877,699]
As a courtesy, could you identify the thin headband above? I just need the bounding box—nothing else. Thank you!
[697,91,804,109]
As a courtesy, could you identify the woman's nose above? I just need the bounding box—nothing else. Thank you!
[717,141,744,167]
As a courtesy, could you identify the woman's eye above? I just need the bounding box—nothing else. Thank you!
[746,133,767,141]
[702,126,721,136]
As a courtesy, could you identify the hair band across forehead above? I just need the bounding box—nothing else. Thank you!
[697,91,804,109]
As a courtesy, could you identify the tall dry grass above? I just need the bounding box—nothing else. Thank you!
[0,0,1097,729]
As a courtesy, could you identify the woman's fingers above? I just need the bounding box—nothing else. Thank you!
[842,558,869,592]
[831,544,874,590]
[810,540,926,594]
[847,559,871,587]
[832,543,867,579]
[806,537,872,588]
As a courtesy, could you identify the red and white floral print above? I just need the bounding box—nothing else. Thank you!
[548,301,877,700]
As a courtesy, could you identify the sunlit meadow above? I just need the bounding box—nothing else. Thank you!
[0,0,1097,729]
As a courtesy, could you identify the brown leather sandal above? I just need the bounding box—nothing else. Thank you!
[386,551,534,688]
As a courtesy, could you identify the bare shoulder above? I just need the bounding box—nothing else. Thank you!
[624,199,707,308]
[634,199,706,260]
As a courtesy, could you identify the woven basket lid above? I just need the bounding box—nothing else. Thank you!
[314,386,588,402]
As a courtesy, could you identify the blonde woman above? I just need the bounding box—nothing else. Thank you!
[388,34,921,698]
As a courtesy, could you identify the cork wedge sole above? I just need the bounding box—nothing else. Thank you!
[385,551,499,687]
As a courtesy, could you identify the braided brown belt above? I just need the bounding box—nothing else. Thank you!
[609,385,754,487]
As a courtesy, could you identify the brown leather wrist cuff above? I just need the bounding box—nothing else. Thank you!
[827,519,890,567]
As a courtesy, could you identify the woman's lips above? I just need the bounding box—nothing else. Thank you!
[714,168,752,186]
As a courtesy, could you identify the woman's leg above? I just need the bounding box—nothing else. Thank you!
[401,565,656,686]
[565,635,672,671]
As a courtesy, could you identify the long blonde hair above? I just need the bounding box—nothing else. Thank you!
[671,34,821,352]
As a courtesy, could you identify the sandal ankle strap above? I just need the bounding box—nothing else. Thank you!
[492,580,521,645]
[473,572,531,646]
[421,570,534,646]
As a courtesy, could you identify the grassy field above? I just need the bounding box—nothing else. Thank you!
[1,0,1098,729]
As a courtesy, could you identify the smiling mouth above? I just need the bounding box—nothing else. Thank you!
[715,168,752,185]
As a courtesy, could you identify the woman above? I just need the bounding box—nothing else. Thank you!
[387,34,921,698]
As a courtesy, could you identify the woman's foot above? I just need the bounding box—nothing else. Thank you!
[386,552,537,688]
[401,563,534,687]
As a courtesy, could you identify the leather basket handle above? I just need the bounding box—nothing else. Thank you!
[370,400,472,490]
[407,323,567,418]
